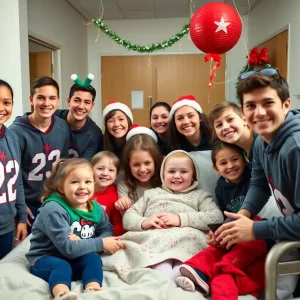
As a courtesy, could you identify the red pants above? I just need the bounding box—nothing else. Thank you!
[185,240,268,299]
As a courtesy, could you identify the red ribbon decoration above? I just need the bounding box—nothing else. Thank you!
[204,53,222,89]
[247,47,270,68]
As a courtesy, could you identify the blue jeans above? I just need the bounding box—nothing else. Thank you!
[27,202,42,234]
[30,253,103,294]
[0,230,14,260]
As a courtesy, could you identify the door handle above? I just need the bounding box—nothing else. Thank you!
[148,96,153,109]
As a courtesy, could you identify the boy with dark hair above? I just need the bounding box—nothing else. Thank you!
[55,81,103,160]
[215,70,300,298]
[9,76,69,229]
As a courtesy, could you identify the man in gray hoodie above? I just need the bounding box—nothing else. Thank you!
[215,70,300,298]
[9,77,69,231]
[216,71,300,243]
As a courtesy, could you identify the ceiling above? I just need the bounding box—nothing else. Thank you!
[67,0,261,21]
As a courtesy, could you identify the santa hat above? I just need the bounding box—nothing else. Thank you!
[126,124,158,143]
[170,95,202,118]
[103,100,133,123]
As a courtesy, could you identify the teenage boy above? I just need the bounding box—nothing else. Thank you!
[215,71,300,298]
[55,84,103,160]
[9,77,69,229]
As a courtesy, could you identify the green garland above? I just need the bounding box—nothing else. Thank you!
[92,18,190,53]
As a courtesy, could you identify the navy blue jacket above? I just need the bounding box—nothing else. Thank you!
[55,109,103,160]
[215,167,251,215]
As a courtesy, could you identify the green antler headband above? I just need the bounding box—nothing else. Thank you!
[71,73,94,87]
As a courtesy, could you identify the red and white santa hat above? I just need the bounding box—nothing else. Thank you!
[170,95,202,118]
[103,100,133,123]
[126,124,158,143]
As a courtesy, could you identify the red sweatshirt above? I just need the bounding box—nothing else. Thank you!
[93,185,126,236]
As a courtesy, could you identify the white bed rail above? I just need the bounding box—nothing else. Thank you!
[265,241,300,300]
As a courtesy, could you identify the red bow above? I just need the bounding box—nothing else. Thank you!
[80,219,92,226]
[247,47,270,68]
[204,53,222,89]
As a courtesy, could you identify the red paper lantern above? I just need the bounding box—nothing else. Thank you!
[190,2,242,54]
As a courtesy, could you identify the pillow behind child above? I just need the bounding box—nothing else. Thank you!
[189,150,220,204]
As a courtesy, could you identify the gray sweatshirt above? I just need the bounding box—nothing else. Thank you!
[241,110,300,240]
[26,196,113,265]
[9,113,69,204]
[0,126,27,235]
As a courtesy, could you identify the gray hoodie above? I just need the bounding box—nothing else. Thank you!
[9,113,69,204]
[241,110,300,240]
[26,193,113,266]
[0,126,27,235]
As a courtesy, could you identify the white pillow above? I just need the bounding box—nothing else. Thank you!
[189,150,220,203]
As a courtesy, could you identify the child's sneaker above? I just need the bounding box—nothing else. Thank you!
[176,276,195,292]
[179,264,210,296]
[54,291,78,300]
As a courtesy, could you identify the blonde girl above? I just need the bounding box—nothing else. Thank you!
[92,151,125,236]
[26,158,124,300]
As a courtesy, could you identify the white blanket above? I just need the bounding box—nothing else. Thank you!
[0,237,257,300]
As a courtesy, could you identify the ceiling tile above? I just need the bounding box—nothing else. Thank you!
[67,0,261,20]
[193,0,223,10]
[68,0,92,19]
[123,10,156,19]
[92,1,123,18]
[155,10,188,19]
[224,0,260,15]
[154,0,189,17]
[154,0,188,10]
[116,0,154,11]
[102,10,125,20]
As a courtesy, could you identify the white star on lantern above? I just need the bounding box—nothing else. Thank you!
[214,16,231,34]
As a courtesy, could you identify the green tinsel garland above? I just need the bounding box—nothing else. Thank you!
[92,18,190,53]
